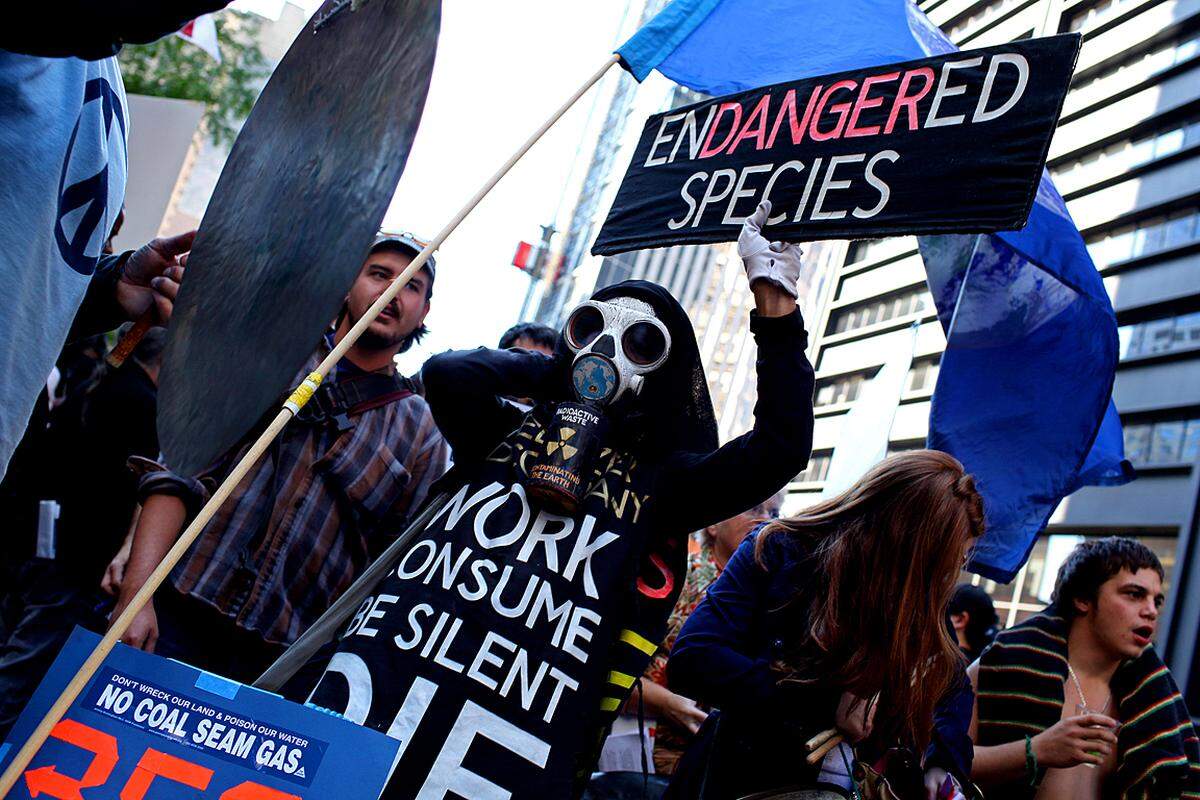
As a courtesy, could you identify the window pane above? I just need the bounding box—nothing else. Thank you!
[1108,228,1135,262]
[1176,37,1199,63]
[1154,128,1185,158]
[1118,324,1134,358]
[1124,424,1151,463]
[909,362,929,391]
[1176,311,1200,346]
[1183,420,1200,462]
[1186,121,1200,147]
[1164,212,1196,248]
[816,384,834,406]
[1150,421,1185,463]
[1141,221,1167,254]
[1143,318,1176,354]
[1128,137,1155,165]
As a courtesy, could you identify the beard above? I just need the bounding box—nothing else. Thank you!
[357,322,409,351]
[341,298,411,351]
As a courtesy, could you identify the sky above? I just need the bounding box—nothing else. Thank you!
[370,1,634,373]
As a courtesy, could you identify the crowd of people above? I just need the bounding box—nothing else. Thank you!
[3,16,1199,800]
[0,193,1194,800]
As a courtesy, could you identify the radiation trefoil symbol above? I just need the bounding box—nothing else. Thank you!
[546,426,579,460]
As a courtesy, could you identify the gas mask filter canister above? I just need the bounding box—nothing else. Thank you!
[525,297,672,513]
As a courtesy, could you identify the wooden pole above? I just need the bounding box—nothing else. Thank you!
[0,53,619,798]
[805,729,846,765]
[104,310,154,368]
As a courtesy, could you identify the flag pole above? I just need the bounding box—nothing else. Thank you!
[0,52,619,797]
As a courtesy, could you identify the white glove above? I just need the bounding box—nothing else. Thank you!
[737,200,804,299]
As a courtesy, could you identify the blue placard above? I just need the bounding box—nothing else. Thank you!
[0,628,398,799]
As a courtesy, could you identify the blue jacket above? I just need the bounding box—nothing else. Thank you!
[667,527,974,797]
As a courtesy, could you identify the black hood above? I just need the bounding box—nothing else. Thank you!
[585,280,719,458]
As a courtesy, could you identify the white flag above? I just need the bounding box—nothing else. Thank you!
[176,15,222,63]
[821,324,919,499]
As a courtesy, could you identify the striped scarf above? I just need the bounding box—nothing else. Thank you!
[976,609,1200,799]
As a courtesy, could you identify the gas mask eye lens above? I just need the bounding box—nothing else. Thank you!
[566,305,604,351]
[623,321,667,367]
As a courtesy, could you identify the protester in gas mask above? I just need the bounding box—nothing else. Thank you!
[288,201,815,799]
[667,450,984,800]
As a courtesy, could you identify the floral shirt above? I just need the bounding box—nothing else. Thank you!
[646,537,722,773]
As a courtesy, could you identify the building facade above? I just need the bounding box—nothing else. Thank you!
[798,0,1200,696]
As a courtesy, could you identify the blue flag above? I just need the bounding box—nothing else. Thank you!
[617,0,1132,580]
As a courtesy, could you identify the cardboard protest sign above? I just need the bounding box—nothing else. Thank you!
[0,628,398,799]
[592,34,1080,256]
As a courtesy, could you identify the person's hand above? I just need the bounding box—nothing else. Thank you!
[100,541,131,596]
[737,201,804,299]
[923,767,965,799]
[112,597,159,652]
[663,692,709,735]
[1031,714,1119,768]
[116,230,194,324]
[835,691,877,743]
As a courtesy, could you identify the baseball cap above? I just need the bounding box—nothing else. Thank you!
[371,230,436,280]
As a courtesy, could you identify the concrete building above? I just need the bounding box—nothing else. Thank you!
[799,0,1200,695]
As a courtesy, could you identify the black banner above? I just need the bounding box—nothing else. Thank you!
[592,34,1080,256]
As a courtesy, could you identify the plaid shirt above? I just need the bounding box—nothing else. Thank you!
[169,346,449,644]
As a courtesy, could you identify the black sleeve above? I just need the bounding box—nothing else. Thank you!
[421,347,567,462]
[68,252,130,341]
[0,1,231,60]
[924,666,975,780]
[655,308,815,533]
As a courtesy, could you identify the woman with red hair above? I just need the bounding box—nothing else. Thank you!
[667,450,984,799]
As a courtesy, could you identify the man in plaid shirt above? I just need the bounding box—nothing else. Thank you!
[109,234,450,683]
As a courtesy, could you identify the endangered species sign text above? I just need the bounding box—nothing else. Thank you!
[592,34,1080,255]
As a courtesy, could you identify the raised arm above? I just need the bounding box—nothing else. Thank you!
[422,347,565,461]
[656,286,814,533]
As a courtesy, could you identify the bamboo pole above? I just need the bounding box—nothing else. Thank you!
[0,53,619,798]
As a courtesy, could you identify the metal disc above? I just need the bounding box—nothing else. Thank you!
[157,0,440,475]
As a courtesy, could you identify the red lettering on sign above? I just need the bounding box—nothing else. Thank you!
[845,72,900,137]
[810,80,859,141]
[698,102,743,159]
[727,94,772,154]
[765,86,823,149]
[120,748,213,799]
[219,781,303,800]
[24,720,119,800]
[885,67,936,134]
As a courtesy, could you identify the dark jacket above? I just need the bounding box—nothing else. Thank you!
[56,361,159,583]
[668,528,974,798]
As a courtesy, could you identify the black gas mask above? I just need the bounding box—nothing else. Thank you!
[525,296,672,513]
